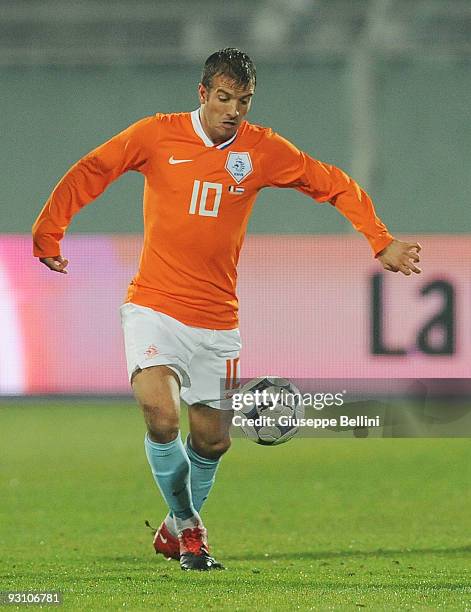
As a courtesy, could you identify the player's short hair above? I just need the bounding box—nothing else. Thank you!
[201,48,256,91]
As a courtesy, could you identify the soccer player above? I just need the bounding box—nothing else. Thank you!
[32,48,421,571]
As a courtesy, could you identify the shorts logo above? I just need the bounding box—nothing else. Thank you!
[144,344,159,359]
[225,152,253,184]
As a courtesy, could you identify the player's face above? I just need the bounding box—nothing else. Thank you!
[198,74,255,145]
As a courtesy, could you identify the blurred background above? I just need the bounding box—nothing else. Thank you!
[1,0,470,394]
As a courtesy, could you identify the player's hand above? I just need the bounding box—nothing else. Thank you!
[377,240,421,276]
[39,255,69,274]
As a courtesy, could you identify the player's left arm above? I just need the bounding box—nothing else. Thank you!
[260,131,421,275]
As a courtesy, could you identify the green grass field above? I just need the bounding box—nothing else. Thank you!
[1,401,470,610]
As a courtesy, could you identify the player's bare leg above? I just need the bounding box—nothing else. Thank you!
[131,366,181,559]
[132,366,198,561]
[132,366,223,570]
[187,402,233,460]
[131,365,181,444]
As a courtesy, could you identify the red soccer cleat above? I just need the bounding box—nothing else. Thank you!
[145,520,180,560]
[178,525,224,571]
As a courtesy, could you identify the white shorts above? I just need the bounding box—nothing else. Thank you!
[120,302,241,409]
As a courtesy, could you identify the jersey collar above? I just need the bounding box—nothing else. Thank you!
[190,108,238,150]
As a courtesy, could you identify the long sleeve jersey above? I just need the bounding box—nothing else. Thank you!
[32,109,393,329]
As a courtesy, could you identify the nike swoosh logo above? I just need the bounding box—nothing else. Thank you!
[159,533,168,544]
[169,156,193,164]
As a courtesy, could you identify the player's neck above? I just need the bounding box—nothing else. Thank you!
[199,108,227,146]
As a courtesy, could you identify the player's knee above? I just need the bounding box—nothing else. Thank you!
[140,401,180,443]
[194,436,231,460]
[146,419,180,444]
[213,437,231,457]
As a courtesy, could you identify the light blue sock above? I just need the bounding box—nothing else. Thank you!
[185,436,219,512]
[166,437,221,532]
[185,437,221,512]
[144,432,196,520]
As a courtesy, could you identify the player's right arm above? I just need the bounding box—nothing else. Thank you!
[32,116,155,272]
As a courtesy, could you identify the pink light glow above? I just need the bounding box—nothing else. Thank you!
[1,235,469,394]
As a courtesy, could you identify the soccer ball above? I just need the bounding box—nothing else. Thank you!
[234,376,304,446]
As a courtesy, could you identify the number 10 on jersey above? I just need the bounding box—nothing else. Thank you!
[189,180,222,217]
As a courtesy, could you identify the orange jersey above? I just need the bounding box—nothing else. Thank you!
[32,110,393,329]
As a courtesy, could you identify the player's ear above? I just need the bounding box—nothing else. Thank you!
[198,83,208,104]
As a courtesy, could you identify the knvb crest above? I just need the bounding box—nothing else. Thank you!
[225,152,253,184]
